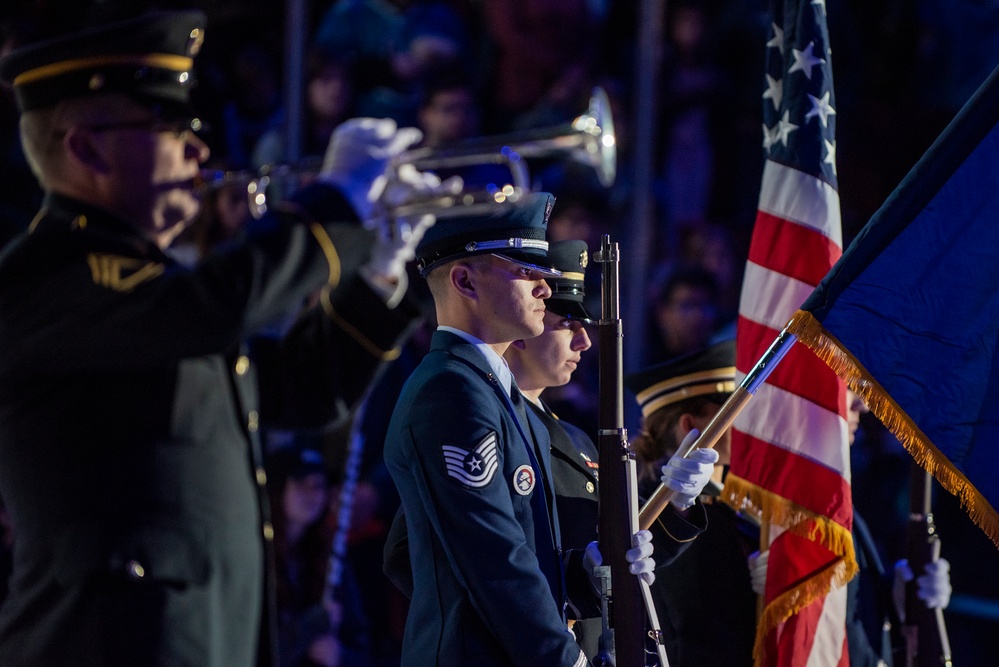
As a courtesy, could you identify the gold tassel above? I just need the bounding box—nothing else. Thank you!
[786,310,999,549]
[722,473,858,666]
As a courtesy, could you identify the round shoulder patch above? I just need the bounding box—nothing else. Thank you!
[513,464,536,496]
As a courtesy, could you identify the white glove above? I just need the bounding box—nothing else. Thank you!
[748,549,769,596]
[362,164,463,287]
[627,529,656,586]
[892,557,952,621]
[317,118,423,220]
[584,529,657,588]
[660,429,719,510]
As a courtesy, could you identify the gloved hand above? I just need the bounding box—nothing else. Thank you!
[584,529,657,588]
[748,549,769,596]
[316,118,423,220]
[362,165,441,281]
[660,429,719,510]
[892,557,952,622]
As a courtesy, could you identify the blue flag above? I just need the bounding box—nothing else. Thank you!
[786,61,999,547]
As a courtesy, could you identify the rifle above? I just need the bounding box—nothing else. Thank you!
[594,235,667,667]
[901,464,953,667]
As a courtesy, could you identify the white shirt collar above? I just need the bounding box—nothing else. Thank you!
[438,325,513,396]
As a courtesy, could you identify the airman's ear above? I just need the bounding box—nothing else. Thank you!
[450,262,476,300]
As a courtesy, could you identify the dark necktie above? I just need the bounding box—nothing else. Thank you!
[510,382,533,437]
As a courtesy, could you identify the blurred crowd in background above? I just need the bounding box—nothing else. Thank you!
[3,0,999,665]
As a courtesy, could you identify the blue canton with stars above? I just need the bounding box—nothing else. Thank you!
[762,0,838,190]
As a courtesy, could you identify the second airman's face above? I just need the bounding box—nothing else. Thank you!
[507,310,592,392]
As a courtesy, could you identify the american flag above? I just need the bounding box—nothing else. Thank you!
[722,0,857,665]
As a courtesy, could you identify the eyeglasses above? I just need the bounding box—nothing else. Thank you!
[59,116,203,139]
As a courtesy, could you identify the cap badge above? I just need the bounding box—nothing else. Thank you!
[579,249,588,269]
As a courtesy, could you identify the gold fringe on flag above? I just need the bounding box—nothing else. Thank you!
[786,309,999,549]
[722,473,858,665]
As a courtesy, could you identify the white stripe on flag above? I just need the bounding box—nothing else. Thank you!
[739,262,816,329]
[733,377,851,479]
[758,161,842,246]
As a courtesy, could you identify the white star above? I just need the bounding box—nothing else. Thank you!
[762,123,778,151]
[763,123,777,152]
[468,456,482,472]
[823,138,837,176]
[762,74,783,111]
[789,41,826,80]
[812,0,827,16]
[805,90,836,127]
[775,110,798,147]
[766,22,784,55]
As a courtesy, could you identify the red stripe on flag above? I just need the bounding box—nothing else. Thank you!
[737,316,844,417]
[731,432,853,524]
[774,584,824,667]
[748,211,843,287]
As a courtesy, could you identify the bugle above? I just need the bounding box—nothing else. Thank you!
[198,87,616,220]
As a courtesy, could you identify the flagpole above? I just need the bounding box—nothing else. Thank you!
[638,327,798,530]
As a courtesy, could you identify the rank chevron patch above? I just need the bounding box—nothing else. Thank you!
[442,432,499,488]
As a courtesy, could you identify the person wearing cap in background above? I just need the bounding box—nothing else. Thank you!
[383,196,654,666]
[625,339,755,666]
[0,9,449,667]
[265,445,372,667]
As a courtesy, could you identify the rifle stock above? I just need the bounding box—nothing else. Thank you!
[594,235,645,667]
[902,464,953,667]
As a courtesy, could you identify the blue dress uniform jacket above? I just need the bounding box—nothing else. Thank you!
[384,330,588,667]
[0,188,418,667]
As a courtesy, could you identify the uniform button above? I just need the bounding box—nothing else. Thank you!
[235,355,250,375]
[255,467,267,486]
[262,522,274,541]
[247,410,259,432]
[585,481,595,494]
[126,560,146,579]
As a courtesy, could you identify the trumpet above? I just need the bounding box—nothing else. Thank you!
[199,86,616,220]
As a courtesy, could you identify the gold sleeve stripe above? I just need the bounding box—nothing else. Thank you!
[14,54,194,86]
[640,381,737,419]
[656,515,699,543]
[308,223,342,288]
[320,286,401,361]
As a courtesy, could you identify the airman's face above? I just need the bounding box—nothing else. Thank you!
[470,255,552,343]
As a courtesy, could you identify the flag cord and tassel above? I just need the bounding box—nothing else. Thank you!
[786,310,999,549]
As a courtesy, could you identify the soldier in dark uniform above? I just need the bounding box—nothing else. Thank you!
[0,10,443,667]
[625,340,759,667]
[504,239,710,661]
